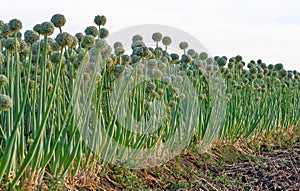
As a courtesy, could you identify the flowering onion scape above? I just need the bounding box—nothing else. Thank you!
[0,14,299,189]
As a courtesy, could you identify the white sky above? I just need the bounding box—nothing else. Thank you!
[1,0,300,70]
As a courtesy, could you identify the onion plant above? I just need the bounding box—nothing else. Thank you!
[0,14,299,189]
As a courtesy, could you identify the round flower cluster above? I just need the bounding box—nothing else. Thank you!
[51,14,66,28]
[8,18,22,33]
[94,15,107,26]
[55,32,74,47]
[0,94,12,111]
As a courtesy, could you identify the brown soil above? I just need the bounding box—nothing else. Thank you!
[215,142,300,190]
[60,141,299,191]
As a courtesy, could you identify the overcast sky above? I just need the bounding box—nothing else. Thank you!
[1,0,300,70]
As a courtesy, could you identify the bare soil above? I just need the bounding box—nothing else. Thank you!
[61,141,299,191]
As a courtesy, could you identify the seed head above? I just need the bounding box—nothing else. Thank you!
[132,40,145,48]
[3,37,19,51]
[199,52,208,61]
[242,78,249,85]
[0,75,8,86]
[206,57,214,65]
[50,52,61,64]
[206,65,213,73]
[279,69,287,78]
[257,73,263,79]
[115,46,125,56]
[94,15,107,26]
[114,42,123,50]
[55,32,73,47]
[82,35,95,49]
[179,41,188,50]
[75,33,84,44]
[187,49,196,58]
[236,85,242,90]
[132,34,143,42]
[33,24,42,34]
[158,61,167,71]
[272,71,278,77]
[287,71,293,79]
[235,55,243,62]
[24,30,39,45]
[260,63,267,69]
[152,32,162,42]
[1,23,12,37]
[217,57,227,67]
[228,62,234,69]
[85,26,98,37]
[181,54,191,64]
[170,53,179,61]
[147,59,158,69]
[146,82,156,92]
[268,64,274,70]
[275,63,284,71]
[0,94,12,111]
[8,18,22,33]
[121,55,130,65]
[263,68,269,75]
[292,70,297,75]
[39,22,55,36]
[162,36,172,46]
[151,69,163,80]
[51,14,66,28]
[131,55,139,64]
[247,63,255,69]
[175,75,184,84]
[115,65,125,74]
[132,47,143,57]
[96,39,107,51]
[99,28,109,39]
[162,76,171,86]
